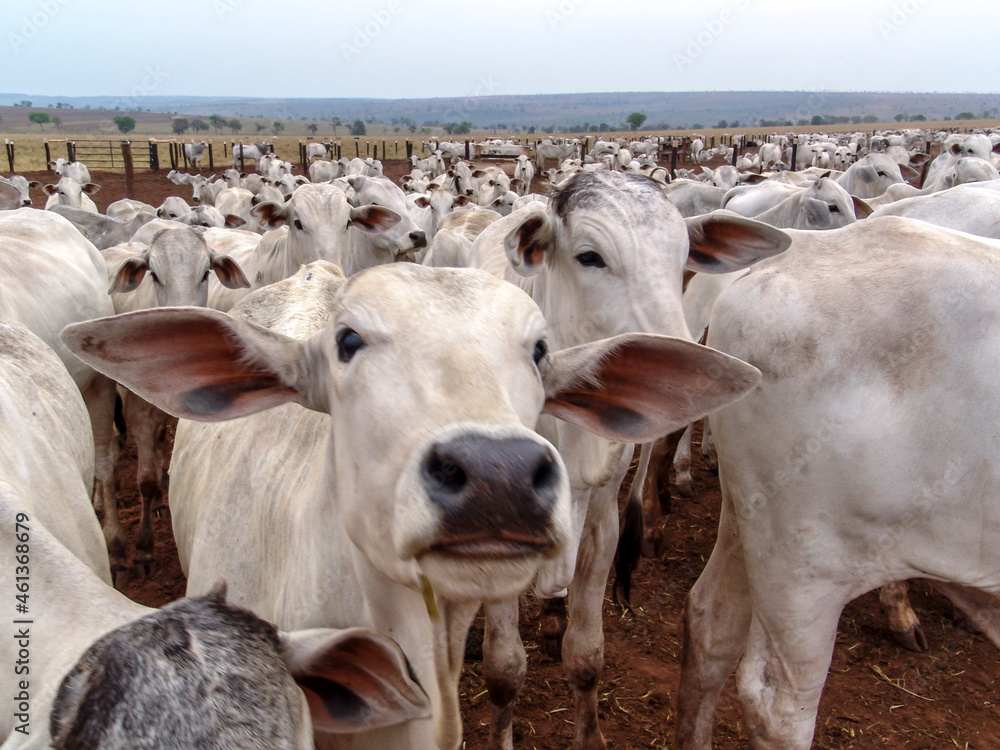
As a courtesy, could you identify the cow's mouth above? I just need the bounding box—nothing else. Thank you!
[430,533,551,559]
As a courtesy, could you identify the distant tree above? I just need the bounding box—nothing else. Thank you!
[909,114,927,122]
[16,100,31,107]
[456,121,473,135]
[306,123,318,135]
[796,119,809,126]
[598,122,609,131]
[191,118,210,133]
[51,114,62,130]
[209,114,226,134]
[589,124,600,132]
[113,115,136,134]
[862,114,878,123]
[255,123,267,134]
[229,118,242,134]
[172,118,190,135]
[692,123,704,130]
[527,125,536,134]
[542,125,556,134]
[442,122,457,135]
[894,113,906,122]
[350,119,366,136]
[28,111,50,129]
[811,115,824,126]
[408,123,417,134]
[331,117,342,135]
[955,111,976,120]
[851,115,863,124]
[626,112,647,131]
[272,121,285,135]
[943,116,952,121]
[716,119,729,129]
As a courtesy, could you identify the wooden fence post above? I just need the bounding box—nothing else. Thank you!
[44,142,52,171]
[465,140,470,160]
[67,141,75,162]
[670,141,678,177]
[406,140,412,160]
[120,141,134,199]
[149,139,159,171]
[208,142,214,170]
[238,142,245,173]
[5,141,13,172]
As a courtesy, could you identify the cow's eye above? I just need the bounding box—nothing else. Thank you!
[293,219,304,230]
[533,340,548,366]
[576,251,606,268]
[829,204,840,213]
[337,328,364,363]
[202,270,211,282]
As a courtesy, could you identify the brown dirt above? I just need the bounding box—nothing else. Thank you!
[46,158,1000,750]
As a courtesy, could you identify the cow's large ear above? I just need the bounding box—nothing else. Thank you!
[684,211,790,273]
[251,200,289,230]
[109,251,151,294]
[210,253,251,290]
[852,195,874,219]
[61,308,307,421]
[503,209,553,276]
[281,628,430,734]
[541,333,761,443]
[349,205,401,233]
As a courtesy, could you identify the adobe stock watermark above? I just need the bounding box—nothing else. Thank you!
[341,1,403,62]
[214,0,245,21]
[878,0,928,40]
[98,66,169,133]
[674,0,751,72]
[8,0,72,53]
[546,0,587,29]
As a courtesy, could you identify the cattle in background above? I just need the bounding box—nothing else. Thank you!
[184,140,210,169]
[306,141,334,162]
[43,175,101,212]
[48,157,92,185]
[0,174,41,206]
[232,141,273,169]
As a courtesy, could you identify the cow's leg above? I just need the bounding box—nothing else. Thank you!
[676,493,752,750]
[735,584,845,749]
[84,373,127,587]
[126,392,174,578]
[562,490,620,750]
[640,430,683,557]
[483,598,525,750]
[539,595,568,659]
[700,418,718,472]
[671,423,695,498]
[932,581,1000,648]
[878,580,927,652]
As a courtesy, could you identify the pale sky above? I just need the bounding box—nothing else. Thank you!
[3,0,997,100]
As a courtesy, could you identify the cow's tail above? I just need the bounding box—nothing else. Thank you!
[614,441,652,612]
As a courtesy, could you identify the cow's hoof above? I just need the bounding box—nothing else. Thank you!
[891,625,928,652]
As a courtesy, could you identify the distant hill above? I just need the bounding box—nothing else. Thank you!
[1,91,997,132]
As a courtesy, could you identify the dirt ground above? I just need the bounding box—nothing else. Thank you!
[24,155,1000,749]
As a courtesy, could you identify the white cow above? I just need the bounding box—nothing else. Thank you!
[48,158,91,184]
[0,209,122,580]
[467,171,790,749]
[306,141,333,161]
[535,140,580,170]
[0,321,428,747]
[105,198,155,221]
[59,260,752,750]
[250,182,405,276]
[677,216,1000,749]
[836,153,910,199]
[184,140,210,169]
[0,175,40,206]
[232,141,273,169]
[514,154,535,196]
[102,228,250,575]
[870,181,1000,239]
[43,175,101,212]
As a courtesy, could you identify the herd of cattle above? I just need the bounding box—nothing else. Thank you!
[1,125,999,749]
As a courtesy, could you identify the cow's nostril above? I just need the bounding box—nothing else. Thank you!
[533,455,558,497]
[424,449,467,496]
